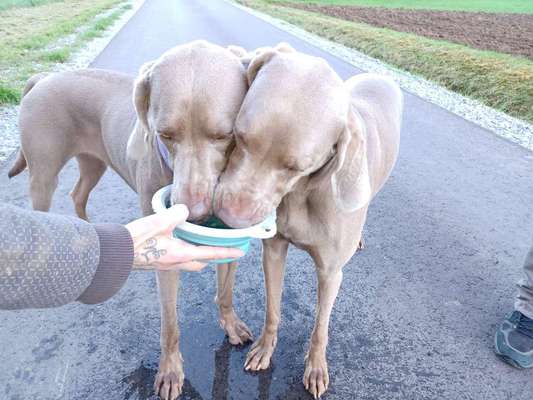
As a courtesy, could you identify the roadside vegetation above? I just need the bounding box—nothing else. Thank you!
[267,0,533,14]
[0,0,62,12]
[0,0,131,105]
[237,0,533,123]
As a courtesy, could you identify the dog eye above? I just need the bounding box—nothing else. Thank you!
[158,133,172,140]
[286,164,304,173]
[212,134,230,141]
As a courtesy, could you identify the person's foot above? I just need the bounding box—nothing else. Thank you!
[495,311,533,368]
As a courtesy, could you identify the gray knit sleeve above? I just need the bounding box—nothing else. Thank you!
[0,203,100,309]
[77,223,133,305]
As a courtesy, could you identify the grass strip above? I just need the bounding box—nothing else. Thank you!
[266,0,533,14]
[0,0,129,105]
[0,0,64,12]
[237,0,533,123]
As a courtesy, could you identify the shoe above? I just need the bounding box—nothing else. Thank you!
[495,311,533,369]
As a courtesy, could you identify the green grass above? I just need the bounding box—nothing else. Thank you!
[268,0,533,14]
[0,86,19,103]
[41,48,71,62]
[0,0,129,105]
[81,5,130,40]
[0,0,63,12]
[238,0,533,122]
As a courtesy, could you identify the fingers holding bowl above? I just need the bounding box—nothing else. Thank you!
[164,238,243,262]
[184,243,245,262]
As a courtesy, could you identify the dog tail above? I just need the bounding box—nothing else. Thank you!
[8,74,48,179]
[8,150,27,178]
[22,72,48,98]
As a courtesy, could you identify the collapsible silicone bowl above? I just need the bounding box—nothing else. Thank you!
[152,185,277,264]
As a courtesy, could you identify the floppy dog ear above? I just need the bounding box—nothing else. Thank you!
[227,45,253,70]
[308,109,371,212]
[274,42,295,53]
[332,110,371,212]
[127,61,154,160]
[227,45,247,58]
[247,49,276,86]
[247,43,295,85]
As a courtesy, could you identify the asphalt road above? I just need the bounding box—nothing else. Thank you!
[1,0,532,399]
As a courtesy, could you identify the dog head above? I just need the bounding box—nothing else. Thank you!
[127,40,248,221]
[214,45,371,228]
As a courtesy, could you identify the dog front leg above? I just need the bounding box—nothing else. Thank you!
[245,235,289,371]
[154,270,184,400]
[216,261,253,345]
[303,261,343,399]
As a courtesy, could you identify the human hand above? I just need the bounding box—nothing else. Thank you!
[125,204,244,271]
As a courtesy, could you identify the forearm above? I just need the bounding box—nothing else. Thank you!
[0,204,133,309]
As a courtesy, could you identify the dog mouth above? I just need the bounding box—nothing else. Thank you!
[215,205,273,229]
[189,214,211,224]
[168,195,212,223]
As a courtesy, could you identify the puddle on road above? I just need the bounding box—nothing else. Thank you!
[119,338,308,400]
[120,360,213,400]
[118,270,312,400]
[121,361,157,400]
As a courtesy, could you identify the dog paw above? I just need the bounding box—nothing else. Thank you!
[154,352,184,400]
[303,352,329,399]
[219,311,253,345]
[244,332,277,371]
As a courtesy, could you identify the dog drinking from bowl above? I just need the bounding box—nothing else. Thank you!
[8,40,252,400]
[214,43,403,398]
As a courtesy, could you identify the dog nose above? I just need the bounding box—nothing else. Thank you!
[215,190,265,228]
[188,201,210,221]
[172,185,211,221]
[216,207,255,228]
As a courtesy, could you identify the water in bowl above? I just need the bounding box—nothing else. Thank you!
[164,198,231,230]
[199,215,230,229]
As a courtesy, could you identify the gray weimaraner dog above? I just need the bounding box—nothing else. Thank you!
[214,44,403,398]
[8,40,252,400]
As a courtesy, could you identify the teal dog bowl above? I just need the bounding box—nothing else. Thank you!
[152,185,277,264]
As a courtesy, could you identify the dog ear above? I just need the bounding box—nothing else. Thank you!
[247,43,295,85]
[332,110,371,212]
[227,45,253,70]
[274,42,296,53]
[307,109,371,212]
[127,61,154,160]
[134,61,154,133]
[227,45,247,58]
[247,49,276,86]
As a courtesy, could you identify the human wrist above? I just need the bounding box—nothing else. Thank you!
[77,223,134,304]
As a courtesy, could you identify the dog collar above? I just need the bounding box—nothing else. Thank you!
[156,135,173,171]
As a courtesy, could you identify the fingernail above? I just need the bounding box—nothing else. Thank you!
[169,203,188,212]
[167,204,189,218]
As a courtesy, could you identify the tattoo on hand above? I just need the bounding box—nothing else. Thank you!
[134,237,167,265]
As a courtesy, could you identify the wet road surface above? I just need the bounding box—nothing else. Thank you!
[1,0,533,399]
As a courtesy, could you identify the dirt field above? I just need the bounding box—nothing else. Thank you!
[283,3,533,59]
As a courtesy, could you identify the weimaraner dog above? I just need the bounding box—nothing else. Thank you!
[214,44,403,398]
[8,40,252,400]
